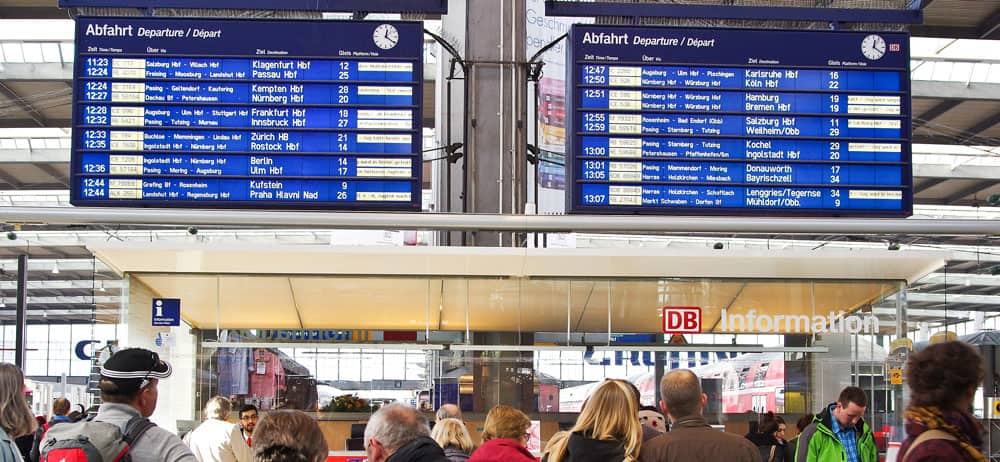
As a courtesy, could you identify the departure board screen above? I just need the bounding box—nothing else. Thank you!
[567,25,911,216]
[71,17,423,210]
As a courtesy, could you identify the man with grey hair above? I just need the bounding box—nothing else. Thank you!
[640,370,761,462]
[435,403,462,422]
[364,403,449,462]
[185,396,253,462]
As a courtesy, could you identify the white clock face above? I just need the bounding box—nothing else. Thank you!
[861,34,886,61]
[373,24,399,50]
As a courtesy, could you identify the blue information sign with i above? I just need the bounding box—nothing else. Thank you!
[71,17,424,210]
[152,298,180,327]
[567,25,912,217]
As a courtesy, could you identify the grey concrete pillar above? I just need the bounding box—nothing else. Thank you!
[437,0,528,247]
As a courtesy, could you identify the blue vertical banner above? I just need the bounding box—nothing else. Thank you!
[152,298,181,326]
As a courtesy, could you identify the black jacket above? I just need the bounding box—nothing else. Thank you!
[387,436,451,462]
[443,445,471,462]
[745,432,784,462]
[562,432,627,462]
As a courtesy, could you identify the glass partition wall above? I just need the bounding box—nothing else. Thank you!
[141,275,905,451]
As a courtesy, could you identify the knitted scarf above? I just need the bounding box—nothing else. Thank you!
[905,406,986,462]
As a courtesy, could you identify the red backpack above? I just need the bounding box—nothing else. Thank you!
[39,416,155,462]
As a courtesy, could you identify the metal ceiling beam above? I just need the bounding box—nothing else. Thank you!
[912,100,962,129]
[874,307,968,318]
[890,292,1000,306]
[942,180,996,205]
[0,7,67,19]
[913,177,949,194]
[912,81,1000,102]
[0,119,70,128]
[0,149,70,163]
[0,63,73,81]
[0,280,124,291]
[543,1,923,23]
[0,259,112,273]
[0,295,119,304]
[959,110,1000,144]
[909,25,979,39]
[0,82,47,127]
[0,170,24,189]
[913,163,1000,181]
[912,134,969,145]
[1,206,999,235]
[979,6,1000,40]
[33,164,69,188]
[917,273,1000,287]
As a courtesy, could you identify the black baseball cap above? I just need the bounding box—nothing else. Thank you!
[100,348,172,394]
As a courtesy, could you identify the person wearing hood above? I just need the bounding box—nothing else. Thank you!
[898,341,986,462]
[431,417,473,462]
[364,403,449,462]
[745,412,784,462]
[467,405,535,462]
[541,379,642,462]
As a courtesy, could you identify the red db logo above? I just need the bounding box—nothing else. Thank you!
[663,307,701,334]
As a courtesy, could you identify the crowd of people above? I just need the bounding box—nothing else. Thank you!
[0,341,989,462]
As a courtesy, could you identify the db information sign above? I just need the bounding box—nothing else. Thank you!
[663,306,701,334]
[152,298,181,327]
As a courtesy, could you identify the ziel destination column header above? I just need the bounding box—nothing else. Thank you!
[567,25,912,217]
[71,17,423,210]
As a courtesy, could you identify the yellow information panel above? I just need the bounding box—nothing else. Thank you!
[889,368,903,385]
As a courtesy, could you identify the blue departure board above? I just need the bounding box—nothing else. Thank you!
[567,25,912,216]
[71,17,423,210]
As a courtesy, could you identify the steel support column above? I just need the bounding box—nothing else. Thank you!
[14,254,27,369]
[464,0,528,246]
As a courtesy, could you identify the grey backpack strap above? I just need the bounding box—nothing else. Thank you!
[117,417,156,462]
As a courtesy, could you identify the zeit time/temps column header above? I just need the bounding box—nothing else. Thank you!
[71,17,424,210]
[567,25,912,217]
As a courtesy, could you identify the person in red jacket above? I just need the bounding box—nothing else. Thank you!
[468,405,535,462]
[898,341,986,462]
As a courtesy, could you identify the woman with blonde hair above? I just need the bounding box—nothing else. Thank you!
[467,405,534,462]
[431,418,474,461]
[0,363,36,462]
[542,379,642,462]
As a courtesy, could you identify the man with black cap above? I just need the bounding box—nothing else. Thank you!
[92,348,196,461]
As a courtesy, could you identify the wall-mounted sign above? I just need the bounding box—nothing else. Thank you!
[152,298,181,326]
[889,368,903,385]
[662,306,701,334]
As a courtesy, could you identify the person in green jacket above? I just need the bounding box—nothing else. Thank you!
[795,386,876,462]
